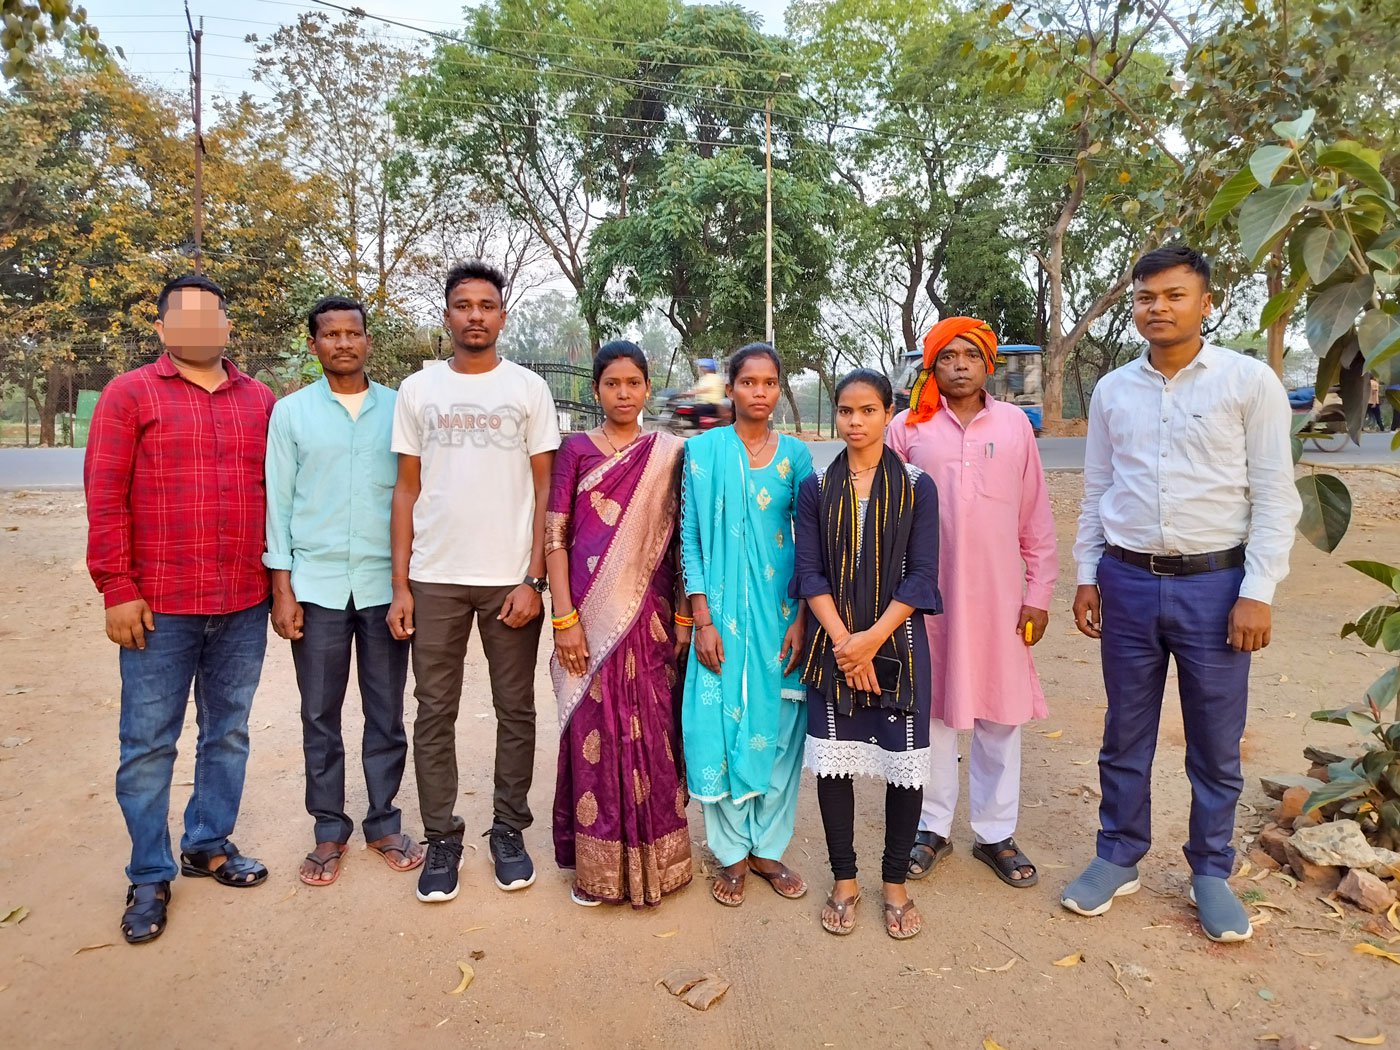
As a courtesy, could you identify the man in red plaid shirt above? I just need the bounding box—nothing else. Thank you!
[85,274,276,945]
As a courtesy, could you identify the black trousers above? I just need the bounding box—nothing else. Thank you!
[816,776,923,885]
[291,599,410,844]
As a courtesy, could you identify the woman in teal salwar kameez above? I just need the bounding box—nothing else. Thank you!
[679,344,814,906]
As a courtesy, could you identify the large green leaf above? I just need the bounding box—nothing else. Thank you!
[1305,276,1374,356]
[1381,799,1400,833]
[1249,144,1292,188]
[1383,612,1400,652]
[1301,226,1351,285]
[1304,772,1373,813]
[1360,308,1400,370]
[1259,273,1308,332]
[1316,144,1394,198]
[1239,181,1312,263]
[1367,665,1400,711]
[1342,604,1400,646]
[1272,109,1315,142]
[1295,473,1352,552]
[1204,165,1260,229]
[1345,560,1400,591]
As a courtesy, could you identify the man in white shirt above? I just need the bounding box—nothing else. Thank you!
[387,261,560,904]
[1062,246,1301,943]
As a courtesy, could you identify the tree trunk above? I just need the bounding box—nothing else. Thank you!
[779,371,803,433]
[40,361,64,446]
[1265,260,1286,378]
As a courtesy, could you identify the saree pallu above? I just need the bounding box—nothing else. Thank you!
[547,432,692,907]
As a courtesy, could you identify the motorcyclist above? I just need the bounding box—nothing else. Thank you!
[685,358,730,425]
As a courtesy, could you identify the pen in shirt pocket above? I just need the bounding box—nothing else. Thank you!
[984,442,995,459]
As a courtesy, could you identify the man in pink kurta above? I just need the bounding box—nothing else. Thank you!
[888,317,1058,888]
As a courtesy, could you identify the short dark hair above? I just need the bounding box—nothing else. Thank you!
[1132,245,1211,288]
[835,368,893,409]
[593,340,649,384]
[307,296,368,338]
[727,342,781,384]
[157,274,226,319]
[445,260,508,304]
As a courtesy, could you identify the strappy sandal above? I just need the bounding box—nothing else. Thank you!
[367,833,424,873]
[908,830,952,880]
[883,897,922,940]
[972,836,1039,888]
[299,845,347,887]
[710,865,745,907]
[821,891,861,936]
[180,842,268,888]
[120,881,170,945]
[747,857,807,899]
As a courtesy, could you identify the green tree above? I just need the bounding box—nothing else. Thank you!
[249,11,452,314]
[398,0,678,351]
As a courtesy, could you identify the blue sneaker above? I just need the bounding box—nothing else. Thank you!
[1189,875,1253,943]
[1061,857,1141,917]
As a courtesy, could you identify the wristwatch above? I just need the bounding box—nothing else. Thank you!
[523,575,547,593]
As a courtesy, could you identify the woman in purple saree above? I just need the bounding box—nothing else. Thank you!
[544,342,693,907]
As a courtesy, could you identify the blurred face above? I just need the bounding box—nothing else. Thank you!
[154,287,230,366]
[836,380,893,452]
[1132,264,1212,349]
[728,353,779,422]
[595,356,649,427]
[932,336,988,400]
[444,278,507,354]
[308,309,370,378]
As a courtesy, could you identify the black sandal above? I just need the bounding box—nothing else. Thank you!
[908,830,952,880]
[180,842,268,888]
[121,881,170,944]
[972,836,1039,888]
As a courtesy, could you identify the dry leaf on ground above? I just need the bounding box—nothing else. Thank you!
[1320,897,1347,920]
[1353,943,1400,965]
[984,1039,1009,1050]
[1041,730,1064,740]
[680,976,731,1011]
[0,906,30,928]
[972,959,1017,974]
[448,961,475,995]
[657,968,709,995]
[1052,952,1083,967]
[73,943,111,955]
[1338,1035,1386,1045]
[1387,902,1400,934]
[654,929,679,938]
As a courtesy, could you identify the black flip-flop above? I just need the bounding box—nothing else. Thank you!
[908,830,952,880]
[120,881,169,945]
[972,836,1039,888]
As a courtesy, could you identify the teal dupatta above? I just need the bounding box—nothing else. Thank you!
[678,427,812,804]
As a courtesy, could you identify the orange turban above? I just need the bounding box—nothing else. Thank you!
[905,317,998,426]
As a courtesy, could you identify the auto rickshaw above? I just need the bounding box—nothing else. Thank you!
[895,343,1044,434]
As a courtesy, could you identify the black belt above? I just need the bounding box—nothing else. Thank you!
[1104,543,1245,577]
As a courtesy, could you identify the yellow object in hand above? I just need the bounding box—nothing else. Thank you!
[1024,620,1033,644]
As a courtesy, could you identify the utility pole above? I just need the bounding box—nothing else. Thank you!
[186,3,205,273]
[764,94,774,347]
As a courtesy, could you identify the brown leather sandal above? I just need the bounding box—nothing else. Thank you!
[821,892,861,935]
[747,856,807,899]
[883,898,922,940]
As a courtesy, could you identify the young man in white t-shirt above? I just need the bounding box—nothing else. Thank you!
[388,261,561,903]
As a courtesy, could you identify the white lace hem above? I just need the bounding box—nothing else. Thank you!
[803,737,929,790]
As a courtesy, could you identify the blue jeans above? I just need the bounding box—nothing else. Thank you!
[116,600,269,884]
[1095,556,1250,878]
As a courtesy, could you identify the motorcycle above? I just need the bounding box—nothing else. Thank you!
[655,391,732,437]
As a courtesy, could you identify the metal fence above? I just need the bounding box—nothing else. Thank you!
[0,342,601,446]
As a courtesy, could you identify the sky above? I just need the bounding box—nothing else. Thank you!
[84,0,791,103]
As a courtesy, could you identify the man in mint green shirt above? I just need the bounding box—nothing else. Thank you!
[264,296,423,886]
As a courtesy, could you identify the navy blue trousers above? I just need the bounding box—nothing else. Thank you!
[291,599,410,844]
[1095,555,1251,879]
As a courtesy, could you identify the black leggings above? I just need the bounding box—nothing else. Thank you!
[816,775,923,885]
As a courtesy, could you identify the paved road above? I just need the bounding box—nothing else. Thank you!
[2,433,1395,491]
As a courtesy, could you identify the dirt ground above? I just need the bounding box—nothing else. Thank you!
[3,470,1399,1050]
